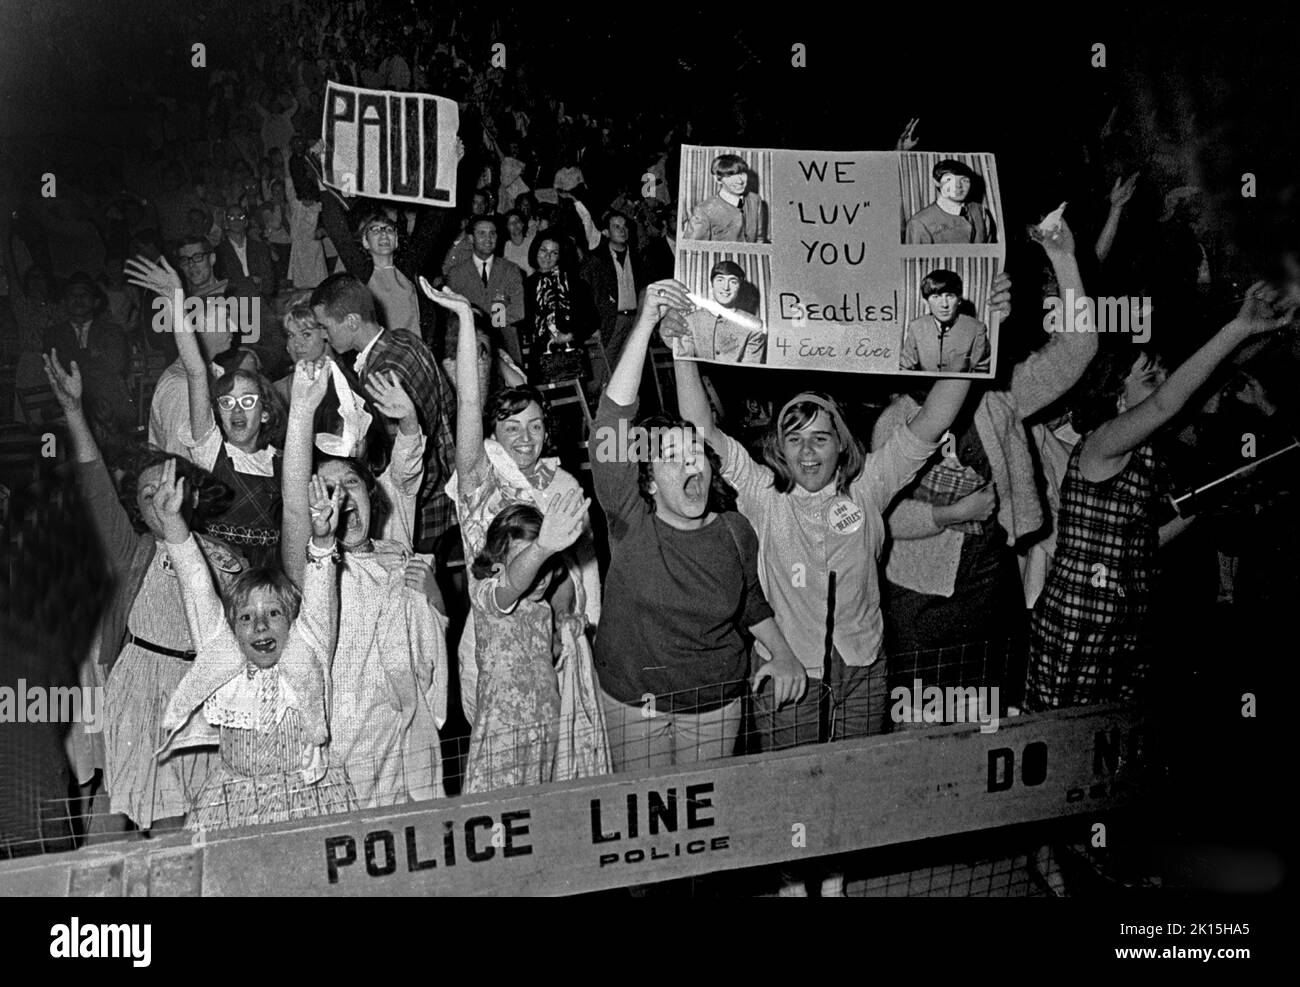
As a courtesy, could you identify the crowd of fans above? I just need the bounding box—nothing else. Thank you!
[1,0,1297,897]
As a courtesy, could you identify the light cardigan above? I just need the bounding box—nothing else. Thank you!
[873,325,1098,598]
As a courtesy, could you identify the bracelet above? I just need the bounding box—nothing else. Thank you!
[306,540,342,567]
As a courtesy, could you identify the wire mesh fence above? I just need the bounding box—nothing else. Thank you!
[3,636,1081,885]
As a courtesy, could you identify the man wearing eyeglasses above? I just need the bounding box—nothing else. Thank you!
[215,204,278,304]
[173,236,228,300]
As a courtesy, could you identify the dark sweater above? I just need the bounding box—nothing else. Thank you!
[589,394,773,712]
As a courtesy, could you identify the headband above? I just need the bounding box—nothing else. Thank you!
[777,392,853,448]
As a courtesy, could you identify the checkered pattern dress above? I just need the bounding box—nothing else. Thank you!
[1025,443,1160,709]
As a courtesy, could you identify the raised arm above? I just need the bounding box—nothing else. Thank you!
[154,459,231,656]
[670,351,722,449]
[1095,174,1137,263]
[366,369,425,493]
[419,279,485,478]
[130,254,218,450]
[1012,219,1099,418]
[606,279,693,405]
[293,475,344,659]
[489,488,588,611]
[43,351,138,568]
[1083,284,1291,474]
[908,378,973,443]
[281,359,332,585]
[316,179,374,281]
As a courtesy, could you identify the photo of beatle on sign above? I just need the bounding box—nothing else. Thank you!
[674,145,1005,379]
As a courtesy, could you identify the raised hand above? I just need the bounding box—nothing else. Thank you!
[536,487,590,554]
[895,117,920,151]
[155,457,190,543]
[366,369,416,423]
[124,254,183,298]
[1109,173,1139,210]
[1031,214,1076,258]
[290,357,332,413]
[637,278,694,333]
[1232,281,1294,337]
[418,276,473,315]
[42,351,83,412]
[308,473,344,540]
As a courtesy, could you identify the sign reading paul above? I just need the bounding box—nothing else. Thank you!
[674,145,1006,378]
[321,81,459,207]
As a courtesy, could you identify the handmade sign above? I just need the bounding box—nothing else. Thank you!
[674,145,1005,377]
[321,81,459,206]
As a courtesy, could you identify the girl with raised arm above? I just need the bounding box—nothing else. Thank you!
[126,255,287,567]
[463,494,590,792]
[1025,284,1292,709]
[43,351,245,831]
[590,281,805,771]
[153,463,357,830]
[280,359,449,807]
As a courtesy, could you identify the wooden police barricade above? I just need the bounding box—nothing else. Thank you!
[0,704,1148,896]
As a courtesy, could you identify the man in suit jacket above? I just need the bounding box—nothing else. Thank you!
[44,272,134,433]
[214,203,279,303]
[580,210,644,362]
[445,216,526,366]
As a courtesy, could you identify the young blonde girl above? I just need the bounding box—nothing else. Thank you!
[154,463,356,830]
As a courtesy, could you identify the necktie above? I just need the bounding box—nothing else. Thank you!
[481,261,489,288]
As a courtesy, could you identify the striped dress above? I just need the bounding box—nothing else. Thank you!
[1025,443,1160,709]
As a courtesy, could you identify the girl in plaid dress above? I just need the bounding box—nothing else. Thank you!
[1026,284,1292,709]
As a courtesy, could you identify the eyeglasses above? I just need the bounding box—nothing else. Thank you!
[216,394,261,411]
[177,253,210,267]
[366,224,398,236]
[227,212,247,220]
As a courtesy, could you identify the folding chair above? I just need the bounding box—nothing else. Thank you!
[535,377,594,477]
[17,385,64,432]
[650,343,678,414]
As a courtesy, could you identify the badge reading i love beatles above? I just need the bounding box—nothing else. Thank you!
[826,497,864,534]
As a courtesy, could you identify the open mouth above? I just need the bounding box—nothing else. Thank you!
[683,474,704,499]
[798,459,822,475]
[250,638,278,654]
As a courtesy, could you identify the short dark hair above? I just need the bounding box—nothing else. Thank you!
[174,236,213,258]
[920,270,963,298]
[933,159,975,184]
[485,385,551,449]
[709,260,746,281]
[470,215,499,237]
[711,154,748,178]
[527,231,578,273]
[118,450,233,534]
[633,414,737,514]
[213,369,287,452]
[310,273,377,325]
[314,454,392,536]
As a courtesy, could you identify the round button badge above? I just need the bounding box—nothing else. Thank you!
[826,497,864,535]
